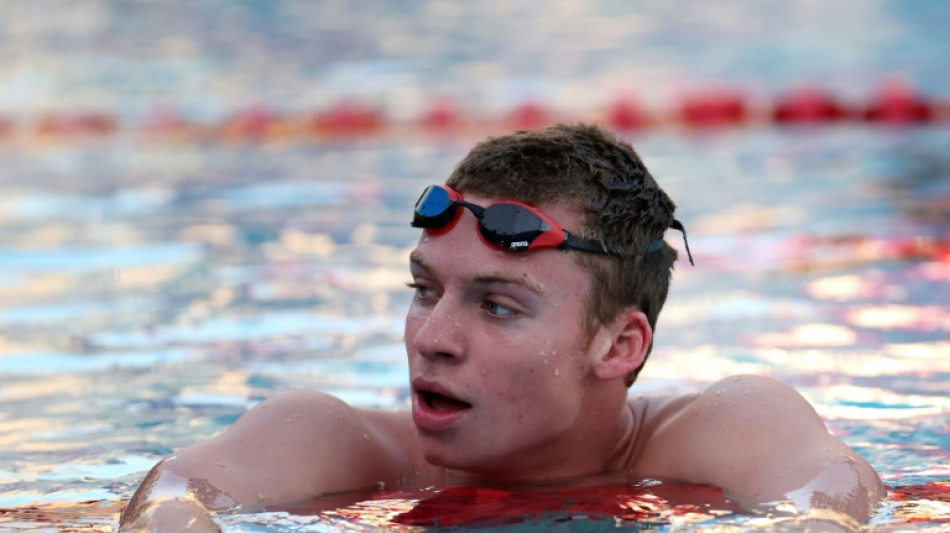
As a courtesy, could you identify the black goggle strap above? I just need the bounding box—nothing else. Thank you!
[561,232,611,255]
[454,200,485,219]
[670,219,694,266]
[567,218,694,262]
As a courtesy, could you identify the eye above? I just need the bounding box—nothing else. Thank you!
[407,282,436,300]
[483,299,517,317]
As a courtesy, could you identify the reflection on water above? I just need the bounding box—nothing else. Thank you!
[218,480,755,531]
[1,126,947,531]
[2,1,950,531]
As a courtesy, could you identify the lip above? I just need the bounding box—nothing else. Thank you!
[411,377,472,431]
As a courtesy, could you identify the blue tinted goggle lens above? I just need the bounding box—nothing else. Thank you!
[413,186,457,228]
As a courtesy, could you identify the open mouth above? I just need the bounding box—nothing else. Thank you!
[419,390,472,412]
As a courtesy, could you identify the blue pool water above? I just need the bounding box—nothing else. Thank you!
[1,1,949,531]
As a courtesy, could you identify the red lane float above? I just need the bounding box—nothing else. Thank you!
[310,101,384,138]
[607,96,651,131]
[420,99,462,132]
[5,82,947,143]
[678,90,746,127]
[773,87,850,123]
[223,106,281,139]
[34,111,117,137]
[864,80,936,123]
[507,101,552,131]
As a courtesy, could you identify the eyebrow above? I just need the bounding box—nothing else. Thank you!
[409,250,545,295]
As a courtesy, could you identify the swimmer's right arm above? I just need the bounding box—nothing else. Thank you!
[118,390,424,532]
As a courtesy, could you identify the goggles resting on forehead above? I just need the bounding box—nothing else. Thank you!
[411,185,694,264]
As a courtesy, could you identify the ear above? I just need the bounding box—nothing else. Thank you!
[592,309,652,382]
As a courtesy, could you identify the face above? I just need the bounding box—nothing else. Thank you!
[405,194,615,482]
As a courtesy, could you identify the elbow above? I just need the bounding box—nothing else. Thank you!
[119,458,226,531]
[787,454,885,524]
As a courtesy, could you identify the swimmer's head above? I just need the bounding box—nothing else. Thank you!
[446,123,682,386]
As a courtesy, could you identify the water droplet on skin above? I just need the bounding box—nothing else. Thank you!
[715,390,722,396]
[543,359,549,364]
[554,368,560,377]
[363,433,370,440]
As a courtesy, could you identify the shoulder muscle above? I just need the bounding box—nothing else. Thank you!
[644,375,883,521]
[164,390,420,506]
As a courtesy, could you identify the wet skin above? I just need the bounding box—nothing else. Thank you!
[119,195,884,531]
[405,195,648,483]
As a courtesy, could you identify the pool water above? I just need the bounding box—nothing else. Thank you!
[1,126,947,532]
[2,1,949,531]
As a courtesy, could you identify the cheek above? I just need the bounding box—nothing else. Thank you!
[403,307,429,351]
[483,356,584,430]
[485,344,581,398]
[403,311,417,341]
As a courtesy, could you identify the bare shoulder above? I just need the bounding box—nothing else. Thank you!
[637,375,830,472]
[239,390,426,477]
[162,390,423,506]
[633,375,884,522]
[121,391,426,528]
[222,389,375,452]
[688,374,826,428]
[235,390,416,449]
[636,375,823,437]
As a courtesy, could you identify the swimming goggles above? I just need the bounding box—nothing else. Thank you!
[411,185,611,254]
[411,185,694,266]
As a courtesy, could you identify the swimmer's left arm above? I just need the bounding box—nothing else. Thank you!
[657,375,885,527]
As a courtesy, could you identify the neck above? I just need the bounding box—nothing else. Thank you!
[440,391,639,488]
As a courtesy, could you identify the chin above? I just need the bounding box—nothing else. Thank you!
[421,446,465,470]
[423,448,527,483]
[422,444,489,474]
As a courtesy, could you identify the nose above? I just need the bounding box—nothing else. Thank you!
[407,298,465,364]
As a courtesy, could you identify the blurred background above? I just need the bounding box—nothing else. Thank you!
[0,1,948,531]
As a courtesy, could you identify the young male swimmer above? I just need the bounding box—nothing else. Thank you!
[120,124,883,531]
